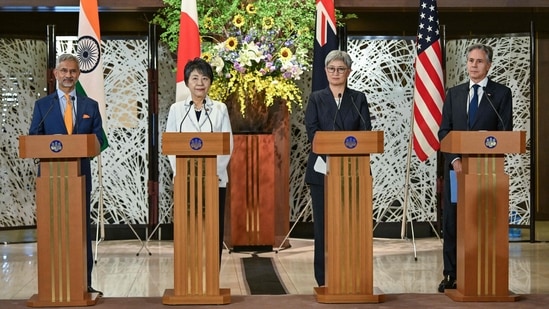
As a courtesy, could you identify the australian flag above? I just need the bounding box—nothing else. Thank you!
[312,0,338,92]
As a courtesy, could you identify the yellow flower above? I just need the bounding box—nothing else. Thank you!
[279,47,293,61]
[225,37,238,50]
[203,17,213,30]
[262,17,274,30]
[246,4,256,14]
[201,52,212,62]
[233,14,245,28]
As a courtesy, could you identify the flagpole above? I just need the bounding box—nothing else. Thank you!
[401,107,418,260]
[402,99,443,261]
[94,154,105,263]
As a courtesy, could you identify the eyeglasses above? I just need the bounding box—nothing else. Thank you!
[326,66,348,74]
[58,68,79,75]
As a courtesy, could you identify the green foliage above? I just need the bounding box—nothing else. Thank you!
[152,0,350,115]
[153,0,317,54]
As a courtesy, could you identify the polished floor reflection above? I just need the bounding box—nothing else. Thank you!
[1,233,549,299]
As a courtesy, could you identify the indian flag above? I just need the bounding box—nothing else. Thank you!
[175,0,201,102]
[77,0,109,150]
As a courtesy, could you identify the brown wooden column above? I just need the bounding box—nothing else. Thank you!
[312,131,385,304]
[441,131,525,302]
[161,132,231,305]
[19,134,100,307]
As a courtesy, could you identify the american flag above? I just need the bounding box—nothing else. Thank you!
[412,0,445,161]
[312,0,338,92]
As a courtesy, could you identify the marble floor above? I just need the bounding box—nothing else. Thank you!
[1,228,549,299]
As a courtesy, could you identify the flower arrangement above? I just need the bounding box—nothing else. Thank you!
[154,0,316,119]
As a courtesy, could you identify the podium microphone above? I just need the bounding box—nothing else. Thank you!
[179,101,194,132]
[351,95,368,130]
[36,99,56,133]
[203,99,213,132]
[332,93,342,130]
[483,87,507,131]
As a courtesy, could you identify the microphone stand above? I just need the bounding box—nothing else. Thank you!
[204,99,214,132]
[332,93,342,130]
[483,87,508,131]
[179,101,194,132]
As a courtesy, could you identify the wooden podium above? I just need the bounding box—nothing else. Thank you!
[440,131,526,302]
[19,134,100,307]
[312,131,385,304]
[161,132,231,305]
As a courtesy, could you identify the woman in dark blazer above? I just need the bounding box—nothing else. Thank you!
[304,50,372,287]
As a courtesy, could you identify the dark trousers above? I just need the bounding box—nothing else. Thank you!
[219,187,227,262]
[85,189,93,287]
[442,167,457,280]
[310,183,325,286]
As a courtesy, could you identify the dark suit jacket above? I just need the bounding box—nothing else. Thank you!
[304,87,372,185]
[438,78,513,164]
[29,92,105,191]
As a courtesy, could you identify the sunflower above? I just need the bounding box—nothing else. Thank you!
[233,14,245,28]
[203,17,213,30]
[225,37,238,50]
[297,27,309,36]
[279,47,293,61]
[201,52,212,62]
[246,4,256,14]
[262,17,274,30]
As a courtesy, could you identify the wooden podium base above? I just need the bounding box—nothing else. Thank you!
[27,292,99,307]
[162,288,231,305]
[446,289,520,302]
[314,287,385,304]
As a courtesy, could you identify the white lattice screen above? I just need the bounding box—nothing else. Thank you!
[0,39,47,226]
[0,35,530,229]
[445,36,531,224]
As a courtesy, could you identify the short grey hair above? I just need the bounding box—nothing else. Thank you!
[466,44,493,63]
[56,54,80,68]
[325,50,353,68]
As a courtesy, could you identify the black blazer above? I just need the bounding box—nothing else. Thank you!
[304,87,372,185]
[438,78,513,165]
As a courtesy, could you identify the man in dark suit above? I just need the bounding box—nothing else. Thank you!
[437,44,513,292]
[305,50,372,287]
[29,53,106,296]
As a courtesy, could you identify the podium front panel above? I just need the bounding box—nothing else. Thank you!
[162,132,230,156]
[313,131,383,155]
[19,134,100,159]
[440,131,525,155]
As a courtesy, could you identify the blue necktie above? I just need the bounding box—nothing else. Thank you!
[469,84,480,128]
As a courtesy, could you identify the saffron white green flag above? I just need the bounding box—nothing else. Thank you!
[77,0,109,150]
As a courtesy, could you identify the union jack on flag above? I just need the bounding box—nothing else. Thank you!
[312,0,338,92]
[412,0,445,161]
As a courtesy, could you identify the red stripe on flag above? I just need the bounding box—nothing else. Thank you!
[414,72,443,157]
[315,0,336,47]
[176,11,200,83]
[412,0,445,161]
